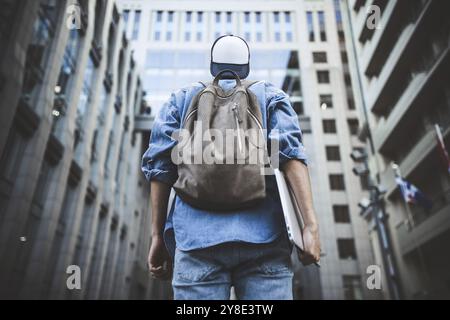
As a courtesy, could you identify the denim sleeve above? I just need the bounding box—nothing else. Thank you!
[265,82,308,167]
[141,92,181,186]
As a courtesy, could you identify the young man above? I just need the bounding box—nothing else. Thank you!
[142,35,320,300]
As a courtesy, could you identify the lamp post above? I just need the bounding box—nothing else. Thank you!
[351,150,402,300]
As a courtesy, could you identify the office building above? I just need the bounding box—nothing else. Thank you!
[343,0,450,299]
[0,0,166,299]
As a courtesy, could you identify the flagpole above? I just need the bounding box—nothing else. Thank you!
[392,163,431,297]
[434,123,450,177]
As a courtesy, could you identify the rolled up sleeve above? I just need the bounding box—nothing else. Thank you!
[265,82,308,167]
[141,93,181,186]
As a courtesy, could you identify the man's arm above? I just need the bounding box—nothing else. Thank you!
[283,159,321,265]
[148,180,171,279]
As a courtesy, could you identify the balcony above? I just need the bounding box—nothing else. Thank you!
[373,46,450,154]
[356,0,389,44]
[385,120,450,199]
[351,0,367,12]
[359,0,402,76]
[367,0,440,115]
[395,189,450,255]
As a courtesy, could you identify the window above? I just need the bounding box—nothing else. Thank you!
[337,239,357,259]
[256,32,262,42]
[326,146,341,161]
[226,12,232,23]
[132,10,141,40]
[154,31,160,41]
[197,12,203,23]
[245,32,251,42]
[123,10,129,26]
[292,101,303,115]
[341,51,348,63]
[275,32,281,42]
[329,174,345,190]
[22,0,60,106]
[53,29,81,127]
[156,11,163,22]
[347,98,355,110]
[244,12,250,23]
[313,52,328,63]
[185,32,190,41]
[348,119,359,135]
[320,94,333,109]
[167,11,174,23]
[186,11,192,22]
[75,56,95,149]
[322,119,337,133]
[359,175,370,190]
[215,12,221,23]
[196,31,202,41]
[94,0,106,44]
[285,12,291,23]
[344,74,352,86]
[318,11,327,41]
[333,205,351,223]
[343,276,363,300]
[166,31,172,41]
[255,12,261,23]
[317,71,330,83]
[286,31,293,42]
[306,11,314,41]
[274,12,280,23]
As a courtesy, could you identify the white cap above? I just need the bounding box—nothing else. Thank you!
[210,35,250,79]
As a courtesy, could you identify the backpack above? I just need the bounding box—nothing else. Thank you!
[172,70,268,211]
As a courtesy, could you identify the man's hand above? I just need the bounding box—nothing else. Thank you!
[300,223,321,266]
[283,160,321,266]
[148,235,172,280]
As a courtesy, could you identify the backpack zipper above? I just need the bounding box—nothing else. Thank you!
[246,108,263,133]
[232,103,243,153]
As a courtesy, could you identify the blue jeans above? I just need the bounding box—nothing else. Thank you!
[172,235,293,300]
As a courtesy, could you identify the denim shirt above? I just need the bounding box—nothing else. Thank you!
[141,80,308,256]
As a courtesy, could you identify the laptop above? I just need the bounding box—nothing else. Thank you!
[274,168,320,267]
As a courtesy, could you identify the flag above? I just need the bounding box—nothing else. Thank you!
[435,124,450,174]
[395,177,432,209]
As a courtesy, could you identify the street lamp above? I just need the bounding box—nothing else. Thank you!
[350,149,402,299]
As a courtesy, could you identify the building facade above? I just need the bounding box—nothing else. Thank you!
[343,0,450,299]
[119,0,380,300]
[0,0,166,299]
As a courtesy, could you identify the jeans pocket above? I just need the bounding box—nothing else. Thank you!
[174,248,217,283]
[259,261,292,276]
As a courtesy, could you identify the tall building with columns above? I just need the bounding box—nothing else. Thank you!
[118,0,381,299]
[0,0,167,299]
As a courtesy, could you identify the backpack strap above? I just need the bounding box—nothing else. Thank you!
[198,81,210,88]
[242,80,259,90]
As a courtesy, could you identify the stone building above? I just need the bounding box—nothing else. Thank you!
[0,0,165,299]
